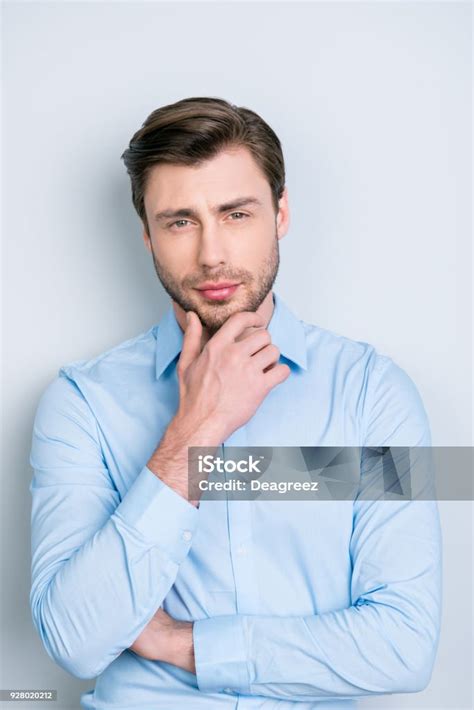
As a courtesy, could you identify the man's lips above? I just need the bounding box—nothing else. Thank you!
[194,282,241,301]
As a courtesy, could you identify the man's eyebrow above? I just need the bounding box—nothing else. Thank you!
[153,196,263,222]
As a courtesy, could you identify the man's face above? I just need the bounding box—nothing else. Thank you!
[142,145,289,334]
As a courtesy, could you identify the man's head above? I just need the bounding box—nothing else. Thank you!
[121,97,289,335]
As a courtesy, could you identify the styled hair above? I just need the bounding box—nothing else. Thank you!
[120,96,286,234]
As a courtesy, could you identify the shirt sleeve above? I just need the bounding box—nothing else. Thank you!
[193,355,442,701]
[29,373,199,680]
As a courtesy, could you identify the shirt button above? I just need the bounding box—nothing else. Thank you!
[224,687,233,694]
[236,545,246,556]
[182,530,192,542]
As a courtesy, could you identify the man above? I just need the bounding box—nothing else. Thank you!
[29,97,442,710]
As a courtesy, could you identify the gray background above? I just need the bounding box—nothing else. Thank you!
[1,1,472,708]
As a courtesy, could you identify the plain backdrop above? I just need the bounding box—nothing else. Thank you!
[1,1,472,709]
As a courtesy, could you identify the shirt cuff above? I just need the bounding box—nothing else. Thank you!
[111,465,198,563]
[193,615,250,694]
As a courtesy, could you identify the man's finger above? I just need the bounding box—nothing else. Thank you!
[210,311,266,345]
[263,363,291,389]
[234,325,266,343]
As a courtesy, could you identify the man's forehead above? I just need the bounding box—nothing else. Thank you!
[145,148,272,217]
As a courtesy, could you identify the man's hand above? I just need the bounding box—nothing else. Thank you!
[175,310,290,443]
[147,310,291,502]
[129,607,195,674]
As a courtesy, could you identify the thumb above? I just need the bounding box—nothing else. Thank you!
[178,311,203,372]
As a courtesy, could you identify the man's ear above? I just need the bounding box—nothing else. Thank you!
[276,187,290,240]
[142,227,152,253]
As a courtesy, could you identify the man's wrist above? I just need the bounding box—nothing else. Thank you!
[167,411,224,448]
[147,415,222,506]
[164,621,196,674]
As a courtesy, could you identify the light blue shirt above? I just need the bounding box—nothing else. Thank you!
[29,291,442,710]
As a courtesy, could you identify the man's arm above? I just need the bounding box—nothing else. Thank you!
[191,497,441,700]
[29,373,199,680]
[128,607,196,674]
[165,356,442,701]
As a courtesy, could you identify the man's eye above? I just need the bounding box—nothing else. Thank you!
[168,214,247,229]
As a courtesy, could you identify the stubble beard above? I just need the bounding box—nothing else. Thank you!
[151,232,280,335]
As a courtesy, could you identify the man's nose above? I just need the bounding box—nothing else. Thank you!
[197,220,227,268]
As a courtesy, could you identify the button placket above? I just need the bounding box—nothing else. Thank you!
[223,427,257,615]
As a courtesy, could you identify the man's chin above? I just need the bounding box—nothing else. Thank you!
[193,298,254,332]
[196,305,244,332]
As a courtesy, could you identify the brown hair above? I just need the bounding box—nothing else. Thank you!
[120,96,286,235]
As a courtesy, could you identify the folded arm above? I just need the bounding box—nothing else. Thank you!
[29,374,198,680]
[189,355,442,701]
[192,495,442,700]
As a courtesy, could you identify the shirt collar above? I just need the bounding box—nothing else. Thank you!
[154,290,308,380]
